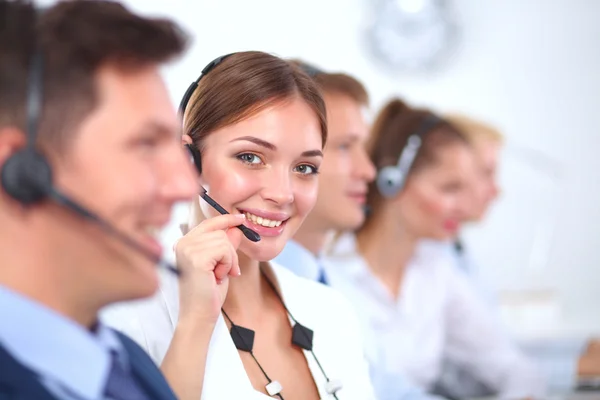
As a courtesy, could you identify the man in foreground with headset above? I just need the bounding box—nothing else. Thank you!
[0,1,243,399]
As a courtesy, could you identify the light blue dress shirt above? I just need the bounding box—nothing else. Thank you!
[275,240,445,400]
[0,284,129,400]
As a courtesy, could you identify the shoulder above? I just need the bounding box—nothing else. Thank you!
[111,329,178,400]
[270,262,364,344]
[112,328,151,360]
[272,262,354,312]
[270,263,376,398]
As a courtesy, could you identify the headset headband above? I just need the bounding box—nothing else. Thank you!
[178,53,234,117]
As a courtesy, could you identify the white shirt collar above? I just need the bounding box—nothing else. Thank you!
[0,284,124,400]
[274,239,324,282]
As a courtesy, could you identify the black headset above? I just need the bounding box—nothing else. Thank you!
[0,48,53,206]
[0,17,179,274]
[179,53,234,174]
[376,113,442,198]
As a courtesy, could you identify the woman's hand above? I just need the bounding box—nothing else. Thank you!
[174,213,245,327]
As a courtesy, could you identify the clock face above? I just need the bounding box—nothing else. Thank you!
[366,0,458,72]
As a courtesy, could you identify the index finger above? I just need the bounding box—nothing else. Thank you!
[191,213,246,234]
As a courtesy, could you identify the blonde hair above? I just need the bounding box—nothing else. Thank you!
[444,113,504,146]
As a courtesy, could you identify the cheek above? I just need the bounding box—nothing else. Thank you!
[318,156,343,183]
[414,188,450,220]
[294,180,319,218]
[201,163,256,206]
[318,170,344,201]
[60,155,153,217]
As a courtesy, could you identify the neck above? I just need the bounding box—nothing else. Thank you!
[356,211,418,298]
[0,218,99,328]
[222,251,267,320]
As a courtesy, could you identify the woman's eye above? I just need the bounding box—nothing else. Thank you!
[295,164,319,175]
[237,153,262,165]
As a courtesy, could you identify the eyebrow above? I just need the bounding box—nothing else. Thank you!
[231,135,323,158]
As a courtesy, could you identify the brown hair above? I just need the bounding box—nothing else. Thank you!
[184,52,328,155]
[364,98,469,213]
[0,0,188,149]
[289,59,369,106]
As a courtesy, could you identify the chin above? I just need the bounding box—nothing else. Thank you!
[335,209,366,231]
[118,258,161,302]
[239,238,287,263]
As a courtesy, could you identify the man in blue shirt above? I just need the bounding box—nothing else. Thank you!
[0,2,242,399]
[275,62,445,400]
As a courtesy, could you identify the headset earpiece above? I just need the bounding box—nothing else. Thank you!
[179,54,236,177]
[1,148,52,205]
[185,143,202,174]
[376,165,406,199]
[375,114,442,199]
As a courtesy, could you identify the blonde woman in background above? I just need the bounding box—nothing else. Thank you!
[440,113,600,397]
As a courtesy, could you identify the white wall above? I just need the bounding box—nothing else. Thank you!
[40,0,600,338]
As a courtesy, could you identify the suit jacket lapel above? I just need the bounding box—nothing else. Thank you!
[0,344,57,400]
[115,331,177,400]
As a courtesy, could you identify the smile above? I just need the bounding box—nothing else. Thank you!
[236,208,290,238]
[243,212,283,227]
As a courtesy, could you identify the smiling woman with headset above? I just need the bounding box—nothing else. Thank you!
[323,99,546,400]
[103,51,376,400]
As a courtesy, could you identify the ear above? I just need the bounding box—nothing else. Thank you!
[0,127,27,170]
[182,134,192,146]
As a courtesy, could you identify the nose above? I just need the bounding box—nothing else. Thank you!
[489,181,500,200]
[158,145,199,203]
[354,148,377,182]
[261,167,294,206]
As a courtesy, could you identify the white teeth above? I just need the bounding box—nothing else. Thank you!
[243,212,283,228]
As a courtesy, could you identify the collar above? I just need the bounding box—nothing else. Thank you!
[323,233,371,280]
[0,284,126,400]
[274,240,325,282]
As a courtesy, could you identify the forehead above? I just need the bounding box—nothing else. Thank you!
[427,145,475,177]
[323,93,368,141]
[204,97,323,150]
[475,140,500,163]
[75,65,179,146]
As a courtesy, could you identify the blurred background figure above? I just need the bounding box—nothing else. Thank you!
[439,114,600,396]
[275,63,445,400]
[431,115,509,399]
[446,113,503,278]
[324,98,545,399]
[448,113,503,224]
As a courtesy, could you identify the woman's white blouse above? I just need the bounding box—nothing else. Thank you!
[324,235,546,399]
[101,262,377,400]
